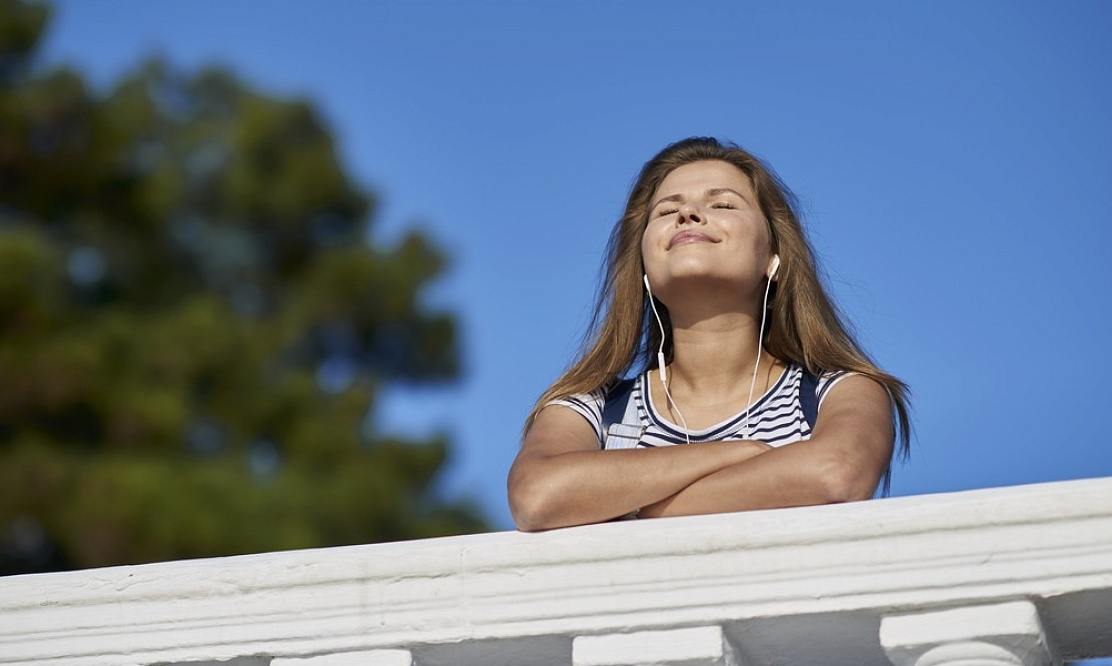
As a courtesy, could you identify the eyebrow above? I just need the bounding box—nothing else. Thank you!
[707,187,747,200]
[650,187,748,210]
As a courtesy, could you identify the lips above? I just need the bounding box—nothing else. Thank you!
[667,230,717,249]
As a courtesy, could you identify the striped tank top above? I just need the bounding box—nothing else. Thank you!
[551,363,850,449]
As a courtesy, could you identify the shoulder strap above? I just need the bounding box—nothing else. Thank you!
[799,369,820,429]
[600,377,636,437]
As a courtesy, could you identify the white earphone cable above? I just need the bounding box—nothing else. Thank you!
[644,275,690,445]
[644,264,775,445]
[743,272,776,439]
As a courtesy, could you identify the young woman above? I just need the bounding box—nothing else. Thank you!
[508,137,911,532]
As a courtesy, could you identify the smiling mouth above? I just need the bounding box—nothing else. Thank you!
[667,231,716,249]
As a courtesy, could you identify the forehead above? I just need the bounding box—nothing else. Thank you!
[655,160,753,196]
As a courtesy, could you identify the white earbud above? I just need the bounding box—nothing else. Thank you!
[768,255,781,280]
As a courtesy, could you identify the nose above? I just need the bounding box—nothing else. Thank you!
[677,201,703,225]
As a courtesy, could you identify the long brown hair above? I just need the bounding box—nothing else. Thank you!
[526,137,910,490]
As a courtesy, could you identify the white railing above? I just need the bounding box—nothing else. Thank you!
[2,476,1111,666]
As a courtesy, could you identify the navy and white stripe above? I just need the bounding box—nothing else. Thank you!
[550,364,850,450]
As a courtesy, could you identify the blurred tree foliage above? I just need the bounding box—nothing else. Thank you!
[0,0,486,575]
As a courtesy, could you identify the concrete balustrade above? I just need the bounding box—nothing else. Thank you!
[881,601,1059,666]
[2,477,1111,666]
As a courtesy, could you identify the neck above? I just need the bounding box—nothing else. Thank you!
[652,319,782,440]
[664,313,768,395]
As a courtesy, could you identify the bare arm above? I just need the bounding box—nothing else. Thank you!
[508,404,769,531]
[638,374,894,519]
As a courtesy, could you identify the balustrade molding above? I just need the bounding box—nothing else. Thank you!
[3,477,1111,666]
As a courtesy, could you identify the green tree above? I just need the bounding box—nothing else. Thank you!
[0,0,486,575]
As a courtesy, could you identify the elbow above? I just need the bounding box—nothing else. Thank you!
[813,456,879,504]
[508,490,547,532]
[509,492,566,532]
[511,507,549,533]
[507,469,561,532]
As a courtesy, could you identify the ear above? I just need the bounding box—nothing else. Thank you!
[767,254,781,281]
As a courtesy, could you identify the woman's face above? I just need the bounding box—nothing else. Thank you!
[641,160,774,303]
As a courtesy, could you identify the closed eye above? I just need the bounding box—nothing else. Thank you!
[710,202,736,209]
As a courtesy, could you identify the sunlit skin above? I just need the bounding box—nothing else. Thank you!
[642,160,774,328]
[508,161,894,532]
[640,161,782,431]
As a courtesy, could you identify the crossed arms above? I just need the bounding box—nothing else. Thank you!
[507,374,894,532]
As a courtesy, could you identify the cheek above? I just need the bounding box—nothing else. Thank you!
[641,219,667,249]
[639,224,656,257]
[742,217,774,255]
[639,221,669,267]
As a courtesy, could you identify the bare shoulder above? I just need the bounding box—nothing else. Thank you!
[805,373,895,500]
[821,373,892,412]
[518,404,600,460]
[813,373,894,446]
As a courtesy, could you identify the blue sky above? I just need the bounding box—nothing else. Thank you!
[41,1,1112,531]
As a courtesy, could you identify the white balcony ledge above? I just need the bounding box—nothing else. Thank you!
[2,476,1111,666]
